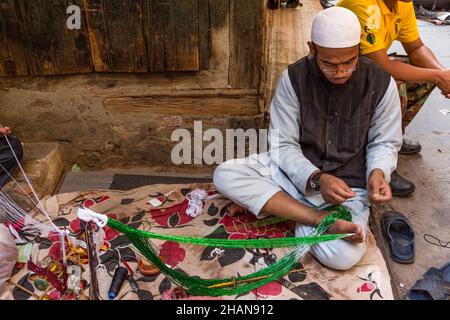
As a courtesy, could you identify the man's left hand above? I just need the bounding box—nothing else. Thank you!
[0,126,12,136]
[368,169,392,205]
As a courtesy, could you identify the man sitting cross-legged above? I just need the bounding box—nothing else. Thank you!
[213,7,403,271]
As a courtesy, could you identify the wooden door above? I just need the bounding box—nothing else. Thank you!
[84,0,148,72]
[0,0,92,76]
[143,0,202,72]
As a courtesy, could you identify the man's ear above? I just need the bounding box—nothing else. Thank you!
[307,41,315,57]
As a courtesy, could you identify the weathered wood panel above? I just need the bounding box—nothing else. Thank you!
[0,0,92,76]
[84,0,147,72]
[0,0,266,79]
[197,0,210,70]
[103,89,259,115]
[144,0,175,71]
[207,0,229,72]
[144,0,200,71]
[174,0,199,71]
[0,1,29,75]
[229,0,266,88]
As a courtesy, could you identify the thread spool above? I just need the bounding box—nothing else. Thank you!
[108,267,128,300]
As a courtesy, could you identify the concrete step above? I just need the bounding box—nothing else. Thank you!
[57,169,214,194]
[3,142,65,209]
[57,171,114,194]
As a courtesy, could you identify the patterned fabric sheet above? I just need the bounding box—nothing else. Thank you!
[0,183,393,300]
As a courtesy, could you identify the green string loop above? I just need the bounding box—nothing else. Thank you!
[106,204,352,296]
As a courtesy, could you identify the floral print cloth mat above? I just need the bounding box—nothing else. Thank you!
[0,183,393,300]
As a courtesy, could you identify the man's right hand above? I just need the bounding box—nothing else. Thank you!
[319,173,356,204]
[0,126,12,136]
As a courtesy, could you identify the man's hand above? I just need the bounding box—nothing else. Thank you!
[314,211,363,243]
[0,126,12,136]
[435,69,450,99]
[368,169,392,205]
[319,174,356,204]
[365,46,450,99]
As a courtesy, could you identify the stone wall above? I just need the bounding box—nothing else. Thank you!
[0,74,265,169]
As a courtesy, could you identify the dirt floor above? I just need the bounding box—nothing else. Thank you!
[372,21,450,299]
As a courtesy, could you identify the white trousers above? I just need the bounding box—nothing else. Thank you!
[213,153,370,271]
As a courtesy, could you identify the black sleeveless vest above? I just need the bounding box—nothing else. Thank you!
[287,56,391,188]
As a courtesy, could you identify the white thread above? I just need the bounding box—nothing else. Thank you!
[0,162,44,213]
[185,189,209,218]
[77,207,108,228]
[209,248,225,259]
[1,133,68,265]
[8,224,27,244]
[3,135,60,231]
[0,191,54,236]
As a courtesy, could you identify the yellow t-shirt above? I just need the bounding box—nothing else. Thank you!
[337,0,420,55]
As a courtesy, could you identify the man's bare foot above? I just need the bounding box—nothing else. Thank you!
[225,203,248,216]
[226,202,363,243]
[314,211,363,243]
[328,219,363,243]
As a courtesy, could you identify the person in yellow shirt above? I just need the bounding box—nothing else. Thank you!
[338,0,450,197]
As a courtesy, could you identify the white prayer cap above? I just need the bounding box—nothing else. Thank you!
[311,7,361,48]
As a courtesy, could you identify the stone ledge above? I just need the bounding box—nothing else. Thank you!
[2,142,65,210]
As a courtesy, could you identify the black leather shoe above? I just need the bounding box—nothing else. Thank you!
[390,171,416,197]
[399,139,422,155]
[320,0,334,9]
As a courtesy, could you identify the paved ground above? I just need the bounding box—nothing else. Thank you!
[373,21,450,298]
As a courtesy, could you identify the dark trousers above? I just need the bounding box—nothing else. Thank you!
[0,136,23,187]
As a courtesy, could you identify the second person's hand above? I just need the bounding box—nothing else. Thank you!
[0,126,12,136]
